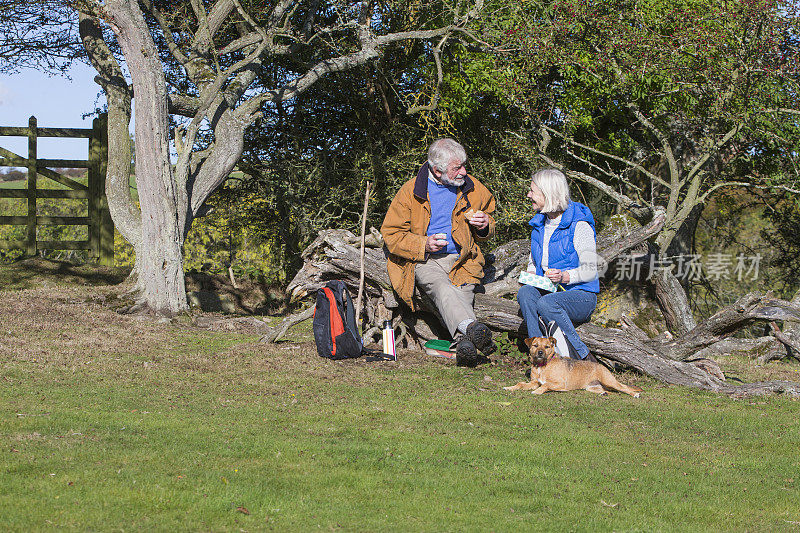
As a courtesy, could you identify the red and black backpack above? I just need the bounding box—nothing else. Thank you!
[312,280,363,359]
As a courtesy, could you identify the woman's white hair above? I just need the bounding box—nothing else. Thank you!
[428,138,467,173]
[532,168,571,213]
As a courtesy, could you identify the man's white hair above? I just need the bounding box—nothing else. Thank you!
[428,138,467,173]
[532,168,571,213]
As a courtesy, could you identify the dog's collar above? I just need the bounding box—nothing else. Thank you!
[531,351,558,368]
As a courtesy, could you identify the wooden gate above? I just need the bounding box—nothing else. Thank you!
[0,114,113,265]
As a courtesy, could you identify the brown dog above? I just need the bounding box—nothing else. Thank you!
[504,337,642,397]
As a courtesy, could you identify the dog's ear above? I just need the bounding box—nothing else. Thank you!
[548,336,557,346]
[524,337,534,349]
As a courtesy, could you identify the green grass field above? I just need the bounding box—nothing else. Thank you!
[0,173,136,194]
[1,261,799,531]
[0,174,87,190]
[0,179,26,189]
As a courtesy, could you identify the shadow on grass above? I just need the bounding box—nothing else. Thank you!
[0,259,287,317]
[184,270,289,316]
[0,257,129,290]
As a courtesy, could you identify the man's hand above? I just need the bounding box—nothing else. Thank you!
[425,235,446,253]
[467,210,489,231]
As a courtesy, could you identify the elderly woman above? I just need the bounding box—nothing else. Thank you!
[517,168,599,360]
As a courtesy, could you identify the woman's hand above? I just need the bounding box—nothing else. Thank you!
[545,268,569,284]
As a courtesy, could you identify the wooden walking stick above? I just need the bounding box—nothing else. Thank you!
[355,180,372,332]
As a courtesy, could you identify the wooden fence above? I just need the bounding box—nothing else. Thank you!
[0,114,113,265]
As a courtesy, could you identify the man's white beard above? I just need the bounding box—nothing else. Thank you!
[440,174,465,187]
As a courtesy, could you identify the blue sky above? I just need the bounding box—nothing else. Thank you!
[0,62,106,163]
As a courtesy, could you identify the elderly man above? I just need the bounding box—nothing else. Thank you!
[381,138,497,366]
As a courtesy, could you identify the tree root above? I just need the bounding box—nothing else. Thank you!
[768,322,800,363]
[259,306,315,343]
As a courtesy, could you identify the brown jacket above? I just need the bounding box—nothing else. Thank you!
[381,163,496,309]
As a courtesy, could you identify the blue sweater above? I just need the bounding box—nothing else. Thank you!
[426,176,460,254]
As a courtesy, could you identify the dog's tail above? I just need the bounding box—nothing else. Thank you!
[619,384,642,397]
[612,383,643,398]
[600,367,642,397]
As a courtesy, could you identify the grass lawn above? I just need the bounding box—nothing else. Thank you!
[0,180,27,189]
[0,175,87,190]
[1,261,799,531]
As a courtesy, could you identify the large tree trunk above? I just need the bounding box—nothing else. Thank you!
[105,0,187,313]
[79,13,142,287]
[654,193,702,335]
[79,14,140,249]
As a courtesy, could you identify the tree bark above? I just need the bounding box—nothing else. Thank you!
[694,337,783,362]
[105,0,187,313]
[659,293,800,361]
[768,322,799,362]
[576,323,800,396]
[78,14,140,249]
[653,269,697,336]
[784,288,800,338]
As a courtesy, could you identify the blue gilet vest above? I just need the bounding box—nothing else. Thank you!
[529,201,600,293]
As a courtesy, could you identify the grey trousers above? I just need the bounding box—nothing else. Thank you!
[414,253,476,337]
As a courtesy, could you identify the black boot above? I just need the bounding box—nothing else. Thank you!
[455,337,479,367]
[465,321,496,356]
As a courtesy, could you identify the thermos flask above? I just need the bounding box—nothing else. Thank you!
[382,320,396,360]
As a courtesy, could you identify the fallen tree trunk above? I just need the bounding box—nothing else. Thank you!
[694,336,785,364]
[654,271,697,336]
[768,322,800,362]
[287,210,666,305]
[659,293,800,361]
[278,213,800,397]
[576,324,800,396]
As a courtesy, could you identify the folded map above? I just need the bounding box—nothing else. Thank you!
[518,270,558,292]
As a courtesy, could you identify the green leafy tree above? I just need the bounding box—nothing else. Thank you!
[489,0,800,333]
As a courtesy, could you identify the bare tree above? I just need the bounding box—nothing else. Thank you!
[48,0,482,313]
[0,1,84,74]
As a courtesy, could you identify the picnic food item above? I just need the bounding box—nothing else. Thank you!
[424,339,456,359]
[433,232,448,245]
[464,208,477,219]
